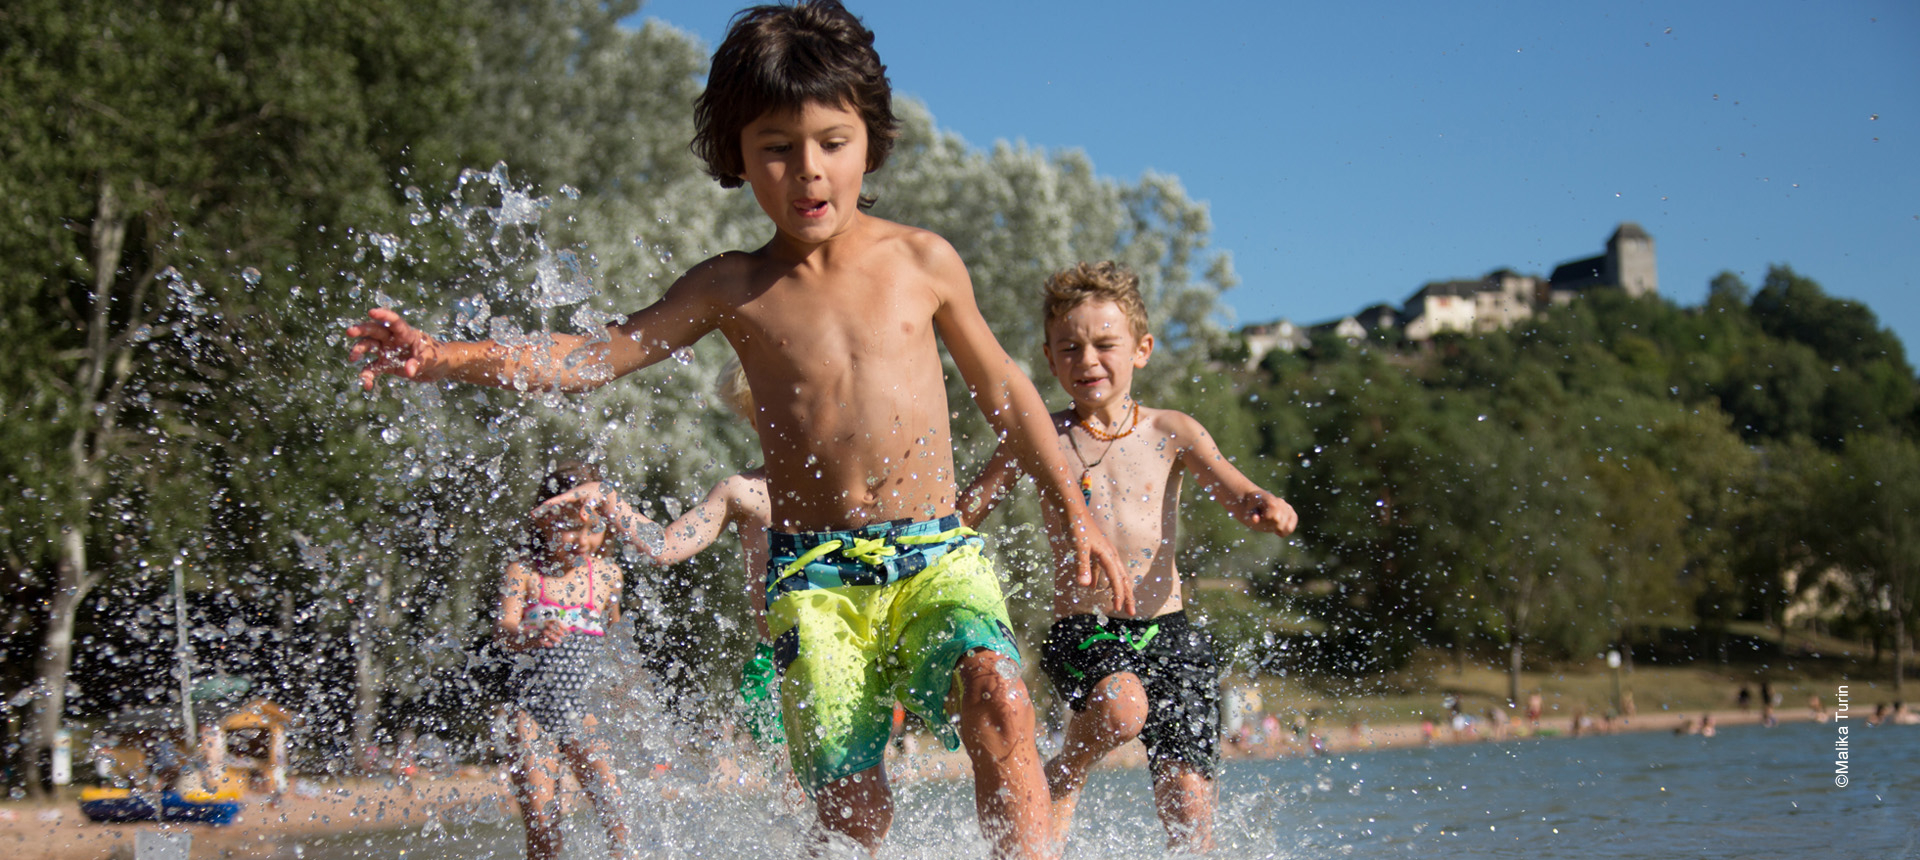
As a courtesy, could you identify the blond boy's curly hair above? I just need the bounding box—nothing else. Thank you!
[1041,261,1149,340]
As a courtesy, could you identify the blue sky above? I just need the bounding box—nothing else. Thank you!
[632,1,1920,355]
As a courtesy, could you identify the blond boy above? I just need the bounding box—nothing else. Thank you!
[962,261,1297,853]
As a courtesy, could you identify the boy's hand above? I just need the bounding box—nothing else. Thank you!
[1246,492,1299,536]
[1072,510,1135,616]
[348,308,441,390]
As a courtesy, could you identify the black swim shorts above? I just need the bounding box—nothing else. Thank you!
[1041,610,1220,779]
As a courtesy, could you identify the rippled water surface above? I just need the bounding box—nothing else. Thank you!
[293,720,1911,859]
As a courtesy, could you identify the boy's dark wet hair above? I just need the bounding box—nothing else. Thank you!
[691,0,898,206]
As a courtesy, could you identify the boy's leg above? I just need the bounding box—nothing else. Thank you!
[1043,671,1148,846]
[1134,612,1222,854]
[769,584,896,852]
[811,764,892,852]
[955,648,1053,860]
[1150,763,1215,853]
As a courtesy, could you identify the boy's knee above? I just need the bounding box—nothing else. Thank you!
[958,651,1032,707]
[1088,673,1149,738]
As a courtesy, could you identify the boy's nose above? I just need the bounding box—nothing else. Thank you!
[797,143,824,180]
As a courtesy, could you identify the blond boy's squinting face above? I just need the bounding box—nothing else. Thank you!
[739,100,869,245]
[1043,298,1154,412]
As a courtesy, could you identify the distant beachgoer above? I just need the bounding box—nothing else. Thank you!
[1894,702,1920,725]
[1674,716,1695,736]
[1808,694,1830,723]
[497,461,631,860]
[1526,693,1543,729]
[1737,685,1752,710]
[1699,714,1717,737]
[1870,703,1890,725]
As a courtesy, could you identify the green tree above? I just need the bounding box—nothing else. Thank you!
[1820,435,1920,695]
[0,0,471,790]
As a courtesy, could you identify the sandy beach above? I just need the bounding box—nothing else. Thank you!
[0,705,1820,859]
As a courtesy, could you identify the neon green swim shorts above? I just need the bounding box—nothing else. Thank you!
[765,515,1020,795]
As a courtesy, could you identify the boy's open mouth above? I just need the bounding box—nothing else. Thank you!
[795,198,828,217]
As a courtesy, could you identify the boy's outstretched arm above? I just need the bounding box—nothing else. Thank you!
[957,443,1021,529]
[347,260,729,393]
[927,242,1134,616]
[1174,412,1298,536]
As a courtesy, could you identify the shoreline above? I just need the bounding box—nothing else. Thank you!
[0,705,1830,859]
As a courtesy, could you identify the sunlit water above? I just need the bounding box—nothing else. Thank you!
[289,720,1909,859]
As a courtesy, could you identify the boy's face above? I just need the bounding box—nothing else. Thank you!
[1042,299,1153,412]
[739,100,869,246]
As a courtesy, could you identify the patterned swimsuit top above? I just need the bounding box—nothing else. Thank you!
[524,559,608,636]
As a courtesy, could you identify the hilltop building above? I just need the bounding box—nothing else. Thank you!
[1241,222,1658,364]
[1547,222,1658,302]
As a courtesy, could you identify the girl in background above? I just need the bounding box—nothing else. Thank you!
[497,461,631,860]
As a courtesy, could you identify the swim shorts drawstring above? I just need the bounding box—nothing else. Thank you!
[773,525,981,587]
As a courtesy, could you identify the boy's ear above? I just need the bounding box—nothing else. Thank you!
[1133,333,1155,368]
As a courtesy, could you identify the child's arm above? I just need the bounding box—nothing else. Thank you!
[599,560,623,625]
[926,240,1134,615]
[652,477,747,565]
[957,442,1022,529]
[347,258,731,393]
[534,480,665,559]
[495,562,564,651]
[1173,412,1298,536]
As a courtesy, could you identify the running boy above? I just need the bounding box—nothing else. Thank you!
[961,261,1298,853]
[346,3,1127,857]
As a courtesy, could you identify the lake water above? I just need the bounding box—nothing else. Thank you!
[293,720,1911,859]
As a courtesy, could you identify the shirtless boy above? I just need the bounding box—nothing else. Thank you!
[346,4,1126,857]
[962,261,1297,853]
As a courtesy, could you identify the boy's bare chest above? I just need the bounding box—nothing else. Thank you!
[728,280,935,360]
[1070,430,1180,504]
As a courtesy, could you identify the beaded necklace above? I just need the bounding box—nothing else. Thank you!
[1067,399,1140,504]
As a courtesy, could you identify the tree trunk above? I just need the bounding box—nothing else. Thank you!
[1507,639,1523,707]
[25,181,129,795]
[25,530,95,796]
[351,558,392,772]
[1894,571,1909,698]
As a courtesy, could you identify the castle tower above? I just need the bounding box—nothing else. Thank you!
[1605,222,1658,298]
